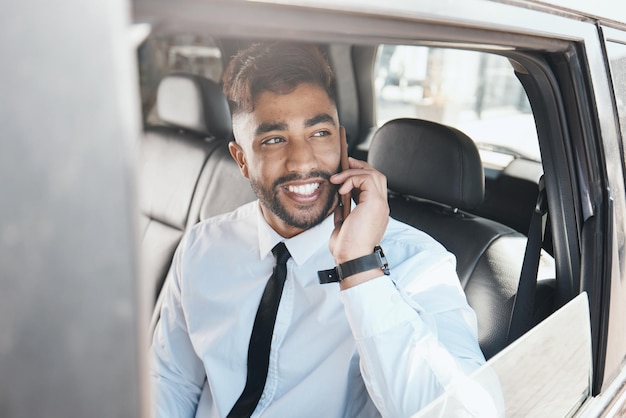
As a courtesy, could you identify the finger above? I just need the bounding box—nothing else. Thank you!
[336,171,387,195]
[331,166,379,184]
[347,157,372,169]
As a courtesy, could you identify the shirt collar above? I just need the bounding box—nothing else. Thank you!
[257,202,335,266]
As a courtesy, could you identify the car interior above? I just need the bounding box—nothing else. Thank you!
[138,35,558,361]
[9,1,626,416]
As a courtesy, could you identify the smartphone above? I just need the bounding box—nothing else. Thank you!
[339,126,351,221]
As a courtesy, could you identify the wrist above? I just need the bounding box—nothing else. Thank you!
[318,246,390,285]
[333,244,379,265]
[334,251,370,266]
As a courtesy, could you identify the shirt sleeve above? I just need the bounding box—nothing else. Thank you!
[150,238,206,418]
[339,246,496,417]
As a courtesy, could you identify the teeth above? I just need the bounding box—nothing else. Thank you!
[287,183,320,196]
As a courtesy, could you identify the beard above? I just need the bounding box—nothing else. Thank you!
[250,169,339,231]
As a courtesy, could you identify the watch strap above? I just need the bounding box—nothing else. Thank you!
[318,246,390,284]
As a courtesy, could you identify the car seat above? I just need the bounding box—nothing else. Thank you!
[139,72,232,305]
[368,118,555,358]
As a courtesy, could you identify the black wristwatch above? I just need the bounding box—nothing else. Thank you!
[317,246,390,284]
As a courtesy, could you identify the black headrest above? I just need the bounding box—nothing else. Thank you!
[156,73,231,139]
[368,118,484,210]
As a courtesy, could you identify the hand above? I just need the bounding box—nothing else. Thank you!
[329,158,389,288]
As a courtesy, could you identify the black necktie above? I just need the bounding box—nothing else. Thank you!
[227,242,291,418]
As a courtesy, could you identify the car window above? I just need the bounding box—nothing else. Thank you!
[601,35,626,395]
[137,33,223,122]
[374,45,539,169]
[415,293,592,417]
[605,40,626,157]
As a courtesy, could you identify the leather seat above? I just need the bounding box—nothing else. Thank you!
[147,138,258,333]
[144,73,258,333]
[194,142,258,224]
[368,118,555,359]
[139,73,232,306]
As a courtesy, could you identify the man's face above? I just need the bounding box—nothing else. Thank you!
[229,83,341,238]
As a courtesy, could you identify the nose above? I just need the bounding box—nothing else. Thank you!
[285,139,317,173]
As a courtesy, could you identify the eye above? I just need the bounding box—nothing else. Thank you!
[312,130,331,138]
[261,136,285,145]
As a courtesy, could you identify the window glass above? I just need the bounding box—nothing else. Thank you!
[137,33,223,122]
[415,293,592,417]
[374,45,539,167]
[603,38,626,387]
[606,41,626,147]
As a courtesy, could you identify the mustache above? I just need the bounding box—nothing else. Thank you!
[272,169,337,190]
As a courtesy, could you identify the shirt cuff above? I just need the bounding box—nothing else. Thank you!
[339,276,418,340]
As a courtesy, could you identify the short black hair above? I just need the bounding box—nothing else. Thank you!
[222,42,336,116]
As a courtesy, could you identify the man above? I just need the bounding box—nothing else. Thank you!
[151,42,488,417]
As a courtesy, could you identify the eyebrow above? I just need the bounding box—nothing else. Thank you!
[254,113,336,137]
[304,113,336,128]
[255,121,288,136]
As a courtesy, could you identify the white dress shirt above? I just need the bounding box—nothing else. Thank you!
[151,200,487,418]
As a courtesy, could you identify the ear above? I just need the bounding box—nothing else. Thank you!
[228,140,249,179]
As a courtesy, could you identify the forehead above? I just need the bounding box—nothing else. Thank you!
[253,83,336,119]
[233,83,338,140]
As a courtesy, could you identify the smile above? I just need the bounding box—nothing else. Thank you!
[286,182,321,196]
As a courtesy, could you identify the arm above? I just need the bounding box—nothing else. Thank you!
[340,253,488,416]
[329,159,493,416]
[150,240,206,418]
